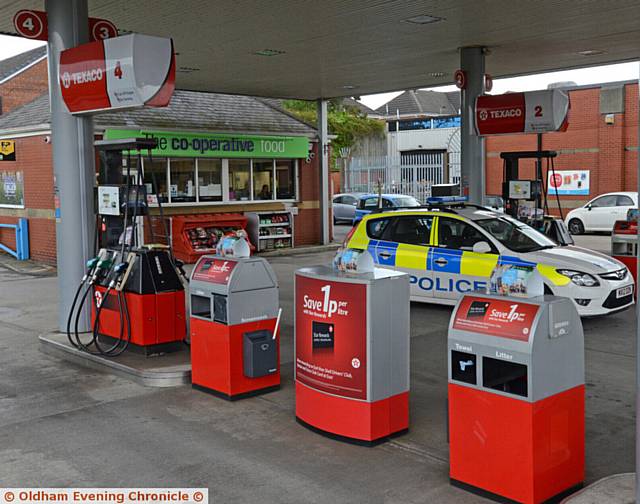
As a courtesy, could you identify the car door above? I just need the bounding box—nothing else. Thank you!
[614,195,635,227]
[332,196,346,220]
[585,195,618,231]
[342,195,358,220]
[367,215,434,300]
[431,216,499,301]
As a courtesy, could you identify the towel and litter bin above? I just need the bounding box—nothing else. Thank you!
[189,236,281,400]
[189,241,585,501]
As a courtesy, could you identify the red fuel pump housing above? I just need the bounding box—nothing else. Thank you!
[92,248,186,354]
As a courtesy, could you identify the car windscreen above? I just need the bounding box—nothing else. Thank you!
[392,196,421,207]
[475,217,556,253]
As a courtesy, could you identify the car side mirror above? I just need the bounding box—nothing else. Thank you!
[472,241,492,254]
[586,204,592,211]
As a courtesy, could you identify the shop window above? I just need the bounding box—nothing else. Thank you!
[229,159,251,201]
[143,158,168,203]
[197,159,222,202]
[169,158,196,203]
[276,160,295,199]
[253,159,274,200]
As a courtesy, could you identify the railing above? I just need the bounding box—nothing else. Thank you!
[0,218,29,260]
[346,153,461,203]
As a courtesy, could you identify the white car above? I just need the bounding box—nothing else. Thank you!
[346,206,634,317]
[565,192,638,234]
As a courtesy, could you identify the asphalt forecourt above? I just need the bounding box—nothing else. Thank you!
[0,246,634,502]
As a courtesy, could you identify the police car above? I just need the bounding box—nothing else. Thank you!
[344,205,634,317]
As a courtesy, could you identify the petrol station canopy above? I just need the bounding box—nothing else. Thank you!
[0,0,638,100]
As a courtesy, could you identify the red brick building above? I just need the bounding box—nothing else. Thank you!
[486,81,639,214]
[0,49,327,265]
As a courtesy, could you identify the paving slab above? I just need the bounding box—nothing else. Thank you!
[0,235,636,503]
[562,473,635,504]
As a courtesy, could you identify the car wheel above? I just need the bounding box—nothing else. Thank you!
[568,219,584,235]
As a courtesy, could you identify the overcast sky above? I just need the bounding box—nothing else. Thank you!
[1,34,637,111]
[360,61,639,110]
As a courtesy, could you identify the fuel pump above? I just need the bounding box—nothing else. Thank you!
[500,150,573,246]
[66,138,187,357]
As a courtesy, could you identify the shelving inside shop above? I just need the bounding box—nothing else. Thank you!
[247,211,294,252]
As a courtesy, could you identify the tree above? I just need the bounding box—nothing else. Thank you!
[282,99,384,171]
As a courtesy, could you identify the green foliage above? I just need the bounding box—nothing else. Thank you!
[282,99,384,170]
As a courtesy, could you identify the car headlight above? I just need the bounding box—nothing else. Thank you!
[557,269,600,287]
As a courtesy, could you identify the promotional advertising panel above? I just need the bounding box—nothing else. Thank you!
[0,140,16,161]
[192,257,237,284]
[548,170,590,195]
[452,295,539,341]
[0,170,24,207]
[296,276,367,400]
[59,33,175,114]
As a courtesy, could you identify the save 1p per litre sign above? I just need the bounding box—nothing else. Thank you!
[295,276,367,400]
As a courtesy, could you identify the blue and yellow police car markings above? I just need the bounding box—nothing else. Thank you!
[395,243,429,270]
[536,264,571,286]
[497,255,537,268]
[460,251,498,277]
[367,239,399,266]
[427,247,462,274]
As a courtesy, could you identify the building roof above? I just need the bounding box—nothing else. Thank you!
[341,97,381,117]
[0,46,47,84]
[376,90,460,118]
[0,90,318,136]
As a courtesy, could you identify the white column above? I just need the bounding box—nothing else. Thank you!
[317,100,330,244]
[46,0,95,332]
[460,46,486,204]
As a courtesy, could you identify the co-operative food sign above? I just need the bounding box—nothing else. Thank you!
[59,33,175,114]
[475,89,569,135]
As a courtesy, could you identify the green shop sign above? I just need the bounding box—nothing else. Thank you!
[104,129,310,159]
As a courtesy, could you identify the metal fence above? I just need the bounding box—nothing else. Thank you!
[345,151,460,203]
[0,218,29,260]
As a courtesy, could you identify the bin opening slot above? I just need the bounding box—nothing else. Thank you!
[214,294,228,324]
[451,351,477,385]
[482,357,528,397]
[191,294,211,319]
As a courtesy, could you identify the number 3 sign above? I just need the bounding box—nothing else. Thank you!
[13,9,117,42]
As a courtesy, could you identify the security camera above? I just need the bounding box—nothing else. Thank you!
[44,135,51,144]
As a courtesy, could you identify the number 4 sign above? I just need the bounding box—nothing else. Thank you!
[13,9,117,42]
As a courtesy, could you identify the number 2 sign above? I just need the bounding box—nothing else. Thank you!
[13,9,117,42]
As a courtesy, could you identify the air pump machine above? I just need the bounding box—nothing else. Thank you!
[66,138,187,357]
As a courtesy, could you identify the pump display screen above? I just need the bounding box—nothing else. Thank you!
[453,296,539,341]
[193,257,237,284]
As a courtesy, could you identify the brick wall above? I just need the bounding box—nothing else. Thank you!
[486,83,639,214]
[0,59,48,115]
[0,135,56,264]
